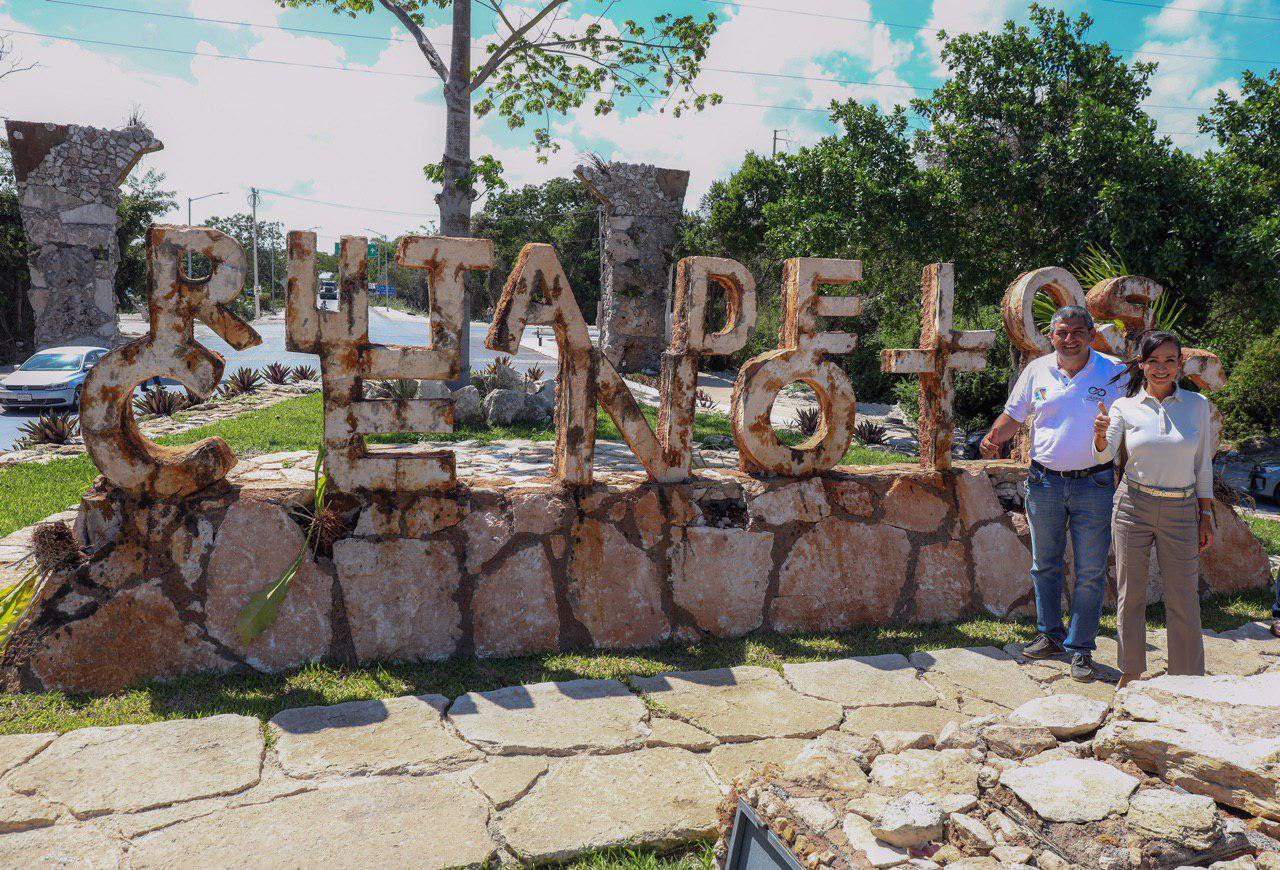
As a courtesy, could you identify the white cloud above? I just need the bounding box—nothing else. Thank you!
[919,0,1021,77]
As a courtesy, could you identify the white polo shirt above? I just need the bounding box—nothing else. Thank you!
[1004,349,1127,472]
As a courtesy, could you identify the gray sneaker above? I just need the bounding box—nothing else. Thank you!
[1071,653,1100,682]
[1021,634,1066,660]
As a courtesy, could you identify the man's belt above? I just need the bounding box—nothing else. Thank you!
[1124,478,1197,499]
[1030,460,1113,480]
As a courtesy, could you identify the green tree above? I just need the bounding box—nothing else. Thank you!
[472,176,599,319]
[273,0,720,378]
[115,170,176,310]
[0,140,32,362]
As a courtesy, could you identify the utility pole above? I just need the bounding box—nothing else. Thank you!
[269,235,277,310]
[772,129,791,157]
[248,187,261,318]
[186,190,225,276]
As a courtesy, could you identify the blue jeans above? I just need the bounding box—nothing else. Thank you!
[1024,465,1116,654]
[1272,569,1279,620]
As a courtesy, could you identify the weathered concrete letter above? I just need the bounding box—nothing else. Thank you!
[731,258,860,477]
[286,231,492,493]
[81,226,262,498]
[882,263,996,470]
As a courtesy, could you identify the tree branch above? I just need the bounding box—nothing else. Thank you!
[469,0,569,93]
[378,0,449,83]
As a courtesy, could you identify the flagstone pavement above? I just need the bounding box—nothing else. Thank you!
[3,621,1278,868]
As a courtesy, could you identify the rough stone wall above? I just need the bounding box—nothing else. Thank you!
[574,161,689,373]
[4,120,163,349]
[4,459,1269,694]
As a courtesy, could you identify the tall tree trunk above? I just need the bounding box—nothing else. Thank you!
[439,0,474,385]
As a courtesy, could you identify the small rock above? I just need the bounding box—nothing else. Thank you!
[790,797,838,833]
[939,793,978,814]
[948,812,996,854]
[1037,850,1071,870]
[871,793,946,848]
[874,731,935,754]
[1000,758,1139,823]
[1127,789,1222,851]
[415,379,449,400]
[985,809,1020,843]
[785,731,873,792]
[980,722,1058,760]
[1008,694,1110,739]
[937,720,984,751]
[842,813,910,868]
[931,845,965,864]
[870,748,982,795]
[1255,853,1280,870]
[483,389,529,426]
[1208,858,1256,870]
[451,385,484,425]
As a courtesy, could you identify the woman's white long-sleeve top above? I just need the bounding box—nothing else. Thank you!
[1092,386,1214,499]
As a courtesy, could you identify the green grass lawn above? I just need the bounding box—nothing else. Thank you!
[1,583,1271,736]
[0,391,900,538]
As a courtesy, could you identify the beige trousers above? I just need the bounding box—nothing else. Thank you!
[1112,484,1205,676]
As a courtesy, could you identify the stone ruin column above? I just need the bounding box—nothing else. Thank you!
[5,120,163,350]
[574,160,689,373]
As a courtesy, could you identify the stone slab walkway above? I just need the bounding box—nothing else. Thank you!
[4,621,1277,868]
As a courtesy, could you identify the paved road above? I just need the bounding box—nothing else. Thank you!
[0,309,555,452]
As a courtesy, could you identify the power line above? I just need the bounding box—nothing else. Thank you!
[695,0,939,33]
[259,188,441,219]
[1098,0,1280,24]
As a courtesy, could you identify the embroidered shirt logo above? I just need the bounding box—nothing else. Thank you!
[1088,386,1107,399]
[1033,387,1047,403]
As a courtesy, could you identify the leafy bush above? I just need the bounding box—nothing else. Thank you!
[1219,330,1280,439]
[16,411,79,447]
[263,362,293,385]
[133,388,187,418]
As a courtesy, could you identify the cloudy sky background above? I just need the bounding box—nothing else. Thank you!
[0,0,1266,246]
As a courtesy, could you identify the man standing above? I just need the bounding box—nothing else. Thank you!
[981,306,1126,681]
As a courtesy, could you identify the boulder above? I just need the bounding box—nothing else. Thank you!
[871,793,946,848]
[1095,673,1280,820]
[414,379,449,400]
[1009,694,1110,739]
[1126,788,1222,850]
[492,362,526,391]
[484,388,531,426]
[451,384,484,425]
[999,758,1139,823]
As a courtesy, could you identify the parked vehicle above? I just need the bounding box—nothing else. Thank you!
[1249,461,1280,502]
[0,346,108,412]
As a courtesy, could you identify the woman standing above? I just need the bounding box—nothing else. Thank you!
[1093,331,1215,688]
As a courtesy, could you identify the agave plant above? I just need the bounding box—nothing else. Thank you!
[854,418,889,446]
[793,406,822,438]
[291,364,319,383]
[525,364,545,384]
[483,356,515,378]
[185,388,208,407]
[695,389,718,411]
[219,367,262,398]
[263,362,293,385]
[368,379,418,400]
[16,411,79,447]
[133,388,187,418]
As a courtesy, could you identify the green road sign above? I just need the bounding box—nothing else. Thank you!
[367,242,379,258]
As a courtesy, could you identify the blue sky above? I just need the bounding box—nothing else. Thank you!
[0,0,1265,240]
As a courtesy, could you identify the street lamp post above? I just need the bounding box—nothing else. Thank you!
[363,228,389,311]
[186,190,226,276]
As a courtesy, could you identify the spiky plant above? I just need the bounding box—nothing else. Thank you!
[263,362,293,385]
[0,521,83,657]
[369,379,418,400]
[793,406,822,438]
[228,367,261,393]
[1033,243,1185,335]
[133,388,187,418]
[854,419,888,445]
[695,389,717,411]
[525,364,545,383]
[185,388,208,407]
[16,411,79,447]
[483,356,515,378]
[291,364,318,383]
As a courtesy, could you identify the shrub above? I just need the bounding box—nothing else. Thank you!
[1220,330,1280,440]
[16,411,79,447]
[263,362,292,385]
[793,406,822,437]
[291,364,318,383]
[133,388,187,418]
[854,418,888,445]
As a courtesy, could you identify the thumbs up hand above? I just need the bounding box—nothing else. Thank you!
[1093,401,1110,440]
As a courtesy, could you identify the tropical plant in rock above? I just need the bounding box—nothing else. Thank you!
[291,364,319,383]
[369,378,419,400]
[0,521,81,657]
[525,364,545,384]
[16,411,79,447]
[854,419,889,446]
[263,362,293,385]
[236,446,329,644]
[133,388,188,418]
[483,355,515,378]
[793,406,821,438]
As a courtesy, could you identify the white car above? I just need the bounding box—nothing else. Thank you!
[0,346,108,412]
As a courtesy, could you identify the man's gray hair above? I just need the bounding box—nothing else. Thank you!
[1049,305,1094,331]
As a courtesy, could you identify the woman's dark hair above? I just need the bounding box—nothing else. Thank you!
[1111,330,1183,397]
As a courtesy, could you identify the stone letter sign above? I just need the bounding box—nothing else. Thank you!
[81,226,262,498]
[285,231,493,493]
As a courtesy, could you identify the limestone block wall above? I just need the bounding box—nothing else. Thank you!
[575,161,690,373]
[3,462,1269,694]
[4,120,162,349]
